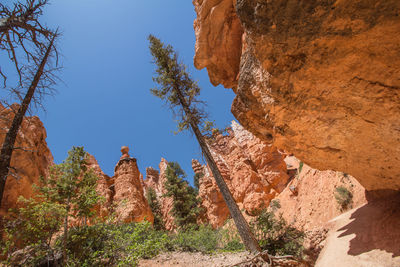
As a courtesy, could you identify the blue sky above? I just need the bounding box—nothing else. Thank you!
[33,0,236,184]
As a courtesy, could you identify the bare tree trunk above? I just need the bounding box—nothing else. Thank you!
[63,199,70,265]
[63,214,68,264]
[174,89,262,254]
[0,34,55,208]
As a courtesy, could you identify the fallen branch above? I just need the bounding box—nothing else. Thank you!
[228,250,309,267]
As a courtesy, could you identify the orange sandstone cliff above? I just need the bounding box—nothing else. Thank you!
[0,105,53,216]
[194,121,289,228]
[143,158,175,231]
[193,0,400,194]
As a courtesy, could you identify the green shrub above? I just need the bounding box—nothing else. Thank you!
[173,225,218,253]
[59,221,169,267]
[335,186,353,211]
[270,199,281,212]
[222,240,245,252]
[218,222,245,252]
[251,210,305,258]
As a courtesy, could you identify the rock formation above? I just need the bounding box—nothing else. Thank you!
[193,0,400,193]
[276,156,366,231]
[0,104,53,216]
[86,154,114,219]
[194,121,289,227]
[112,146,153,223]
[143,158,175,231]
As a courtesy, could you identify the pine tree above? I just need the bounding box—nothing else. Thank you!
[148,35,261,254]
[146,187,165,231]
[163,162,200,229]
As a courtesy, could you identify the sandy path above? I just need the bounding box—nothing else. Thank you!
[138,251,252,267]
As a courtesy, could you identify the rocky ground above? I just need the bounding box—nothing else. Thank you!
[138,251,307,267]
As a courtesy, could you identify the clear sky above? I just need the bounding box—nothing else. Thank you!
[33,0,236,184]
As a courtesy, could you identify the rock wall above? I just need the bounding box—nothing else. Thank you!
[276,156,366,231]
[194,121,289,228]
[143,158,175,231]
[193,0,400,193]
[0,104,53,216]
[86,155,114,219]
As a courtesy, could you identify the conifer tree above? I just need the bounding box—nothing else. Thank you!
[164,162,199,229]
[38,146,101,264]
[146,187,165,231]
[148,35,261,254]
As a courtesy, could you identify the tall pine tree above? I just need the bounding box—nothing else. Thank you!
[148,35,261,254]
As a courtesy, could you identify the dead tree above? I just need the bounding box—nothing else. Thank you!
[0,0,59,208]
[0,0,53,87]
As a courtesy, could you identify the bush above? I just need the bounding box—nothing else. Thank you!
[270,199,281,212]
[251,210,305,258]
[59,221,169,267]
[173,225,218,253]
[335,186,353,211]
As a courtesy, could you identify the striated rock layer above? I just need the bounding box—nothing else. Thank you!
[112,147,153,223]
[0,104,53,216]
[193,0,400,193]
[194,121,289,228]
[143,158,175,231]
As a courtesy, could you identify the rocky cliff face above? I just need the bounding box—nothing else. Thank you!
[112,147,153,223]
[193,0,400,193]
[276,156,366,231]
[194,121,289,228]
[86,155,114,219]
[143,158,175,231]
[0,105,53,216]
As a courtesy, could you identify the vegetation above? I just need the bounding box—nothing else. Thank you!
[335,186,353,211]
[1,197,65,266]
[270,199,281,212]
[60,221,169,267]
[1,146,101,265]
[251,209,305,258]
[149,34,261,253]
[193,172,204,193]
[164,162,200,230]
[146,187,165,231]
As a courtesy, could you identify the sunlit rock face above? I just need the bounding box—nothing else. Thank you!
[193,0,400,193]
[0,104,53,216]
[143,158,175,231]
[276,156,366,230]
[194,121,289,228]
[112,147,153,223]
[86,155,114,219]
[193,0,243,89]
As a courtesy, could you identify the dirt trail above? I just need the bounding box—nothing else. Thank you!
[138,251,252,267]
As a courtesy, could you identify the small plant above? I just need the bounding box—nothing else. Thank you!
[270,199,281,212]
[251,209,305,258]
[297,161,304,178]
[335,186,353,211]
[219,223,245,252]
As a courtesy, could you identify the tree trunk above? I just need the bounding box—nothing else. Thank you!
[63,214,68,264]
[0,34,55,208]
[174,89,262,254]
